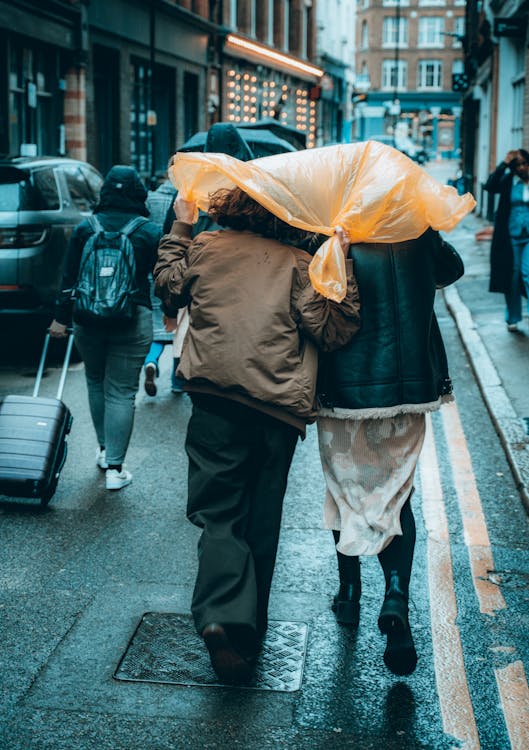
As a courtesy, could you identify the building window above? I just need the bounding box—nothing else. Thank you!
[361,20,369,49]
[130,61,151,175]
[453,16,465,47]
[417,60,442,89]
[418,17,444,47]
[382,0,410,5]
[382,17,408,48]
[250,0,256,37]
[382,59,407,91]
[230,0,238,28]
[267,0,274,44]
[8,41,60,156]
[283,0,290,51]
[418,0,445,6]
[301,2,311,58]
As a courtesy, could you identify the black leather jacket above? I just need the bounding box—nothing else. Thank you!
[318,228,464,414]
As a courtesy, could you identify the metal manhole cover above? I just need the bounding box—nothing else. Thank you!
[114,613,308,692]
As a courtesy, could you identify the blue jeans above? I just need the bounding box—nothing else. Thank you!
[74,306,153,465]
[505,238,529,325]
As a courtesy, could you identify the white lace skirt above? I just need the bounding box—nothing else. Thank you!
[317,412,426,556]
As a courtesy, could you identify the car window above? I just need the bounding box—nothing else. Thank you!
[0,171,35,211]
[80,166,103,202]
[32,168,60,210]
[61,165,95,212]
[0,183,23,211]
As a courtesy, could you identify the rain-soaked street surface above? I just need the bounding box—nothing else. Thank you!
[0,290,528,749]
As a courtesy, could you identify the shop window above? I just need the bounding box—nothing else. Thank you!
[184,72,199,141]
[8,41,61,156]
[130,59,176,179]
[130,61,152,176]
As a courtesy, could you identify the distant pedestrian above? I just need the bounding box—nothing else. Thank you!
[50,165,161,490]
[154,189,360,684]
[485,148,529,332]
[316,229,463,676]
[143,164,179,396]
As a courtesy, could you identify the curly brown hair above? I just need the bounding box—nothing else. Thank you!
[207,187,315,247]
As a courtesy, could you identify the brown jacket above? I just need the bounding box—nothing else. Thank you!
[154,221,360,429]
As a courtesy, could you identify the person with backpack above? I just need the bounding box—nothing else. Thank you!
[50,165,162,490]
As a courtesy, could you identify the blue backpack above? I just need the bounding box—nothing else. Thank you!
[73,215,147,325]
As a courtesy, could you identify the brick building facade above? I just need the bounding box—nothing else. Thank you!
[353,0,466,159]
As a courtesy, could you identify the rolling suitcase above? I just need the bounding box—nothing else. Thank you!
[0,332,74,506]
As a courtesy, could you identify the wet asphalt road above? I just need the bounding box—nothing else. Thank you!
[0,231,528,747]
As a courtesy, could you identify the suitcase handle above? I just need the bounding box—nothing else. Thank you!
[33,331,74,401]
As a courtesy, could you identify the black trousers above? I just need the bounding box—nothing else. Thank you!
[185,396,299,636]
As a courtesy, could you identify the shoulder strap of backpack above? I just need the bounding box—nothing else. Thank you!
[121,216,149,238]
[87,214,103,235]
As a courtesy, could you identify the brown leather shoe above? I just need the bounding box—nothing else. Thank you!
[202,623,254,685]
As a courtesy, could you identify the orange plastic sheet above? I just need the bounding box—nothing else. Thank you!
[169,141,476,302]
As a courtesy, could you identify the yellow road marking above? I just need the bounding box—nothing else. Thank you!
[495,661,529,750]
[441,401,506,615]
[420,416,480,749]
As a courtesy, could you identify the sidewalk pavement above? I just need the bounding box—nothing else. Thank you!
[440,209,529,514]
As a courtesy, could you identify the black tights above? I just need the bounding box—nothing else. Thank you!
[333,498,416,590]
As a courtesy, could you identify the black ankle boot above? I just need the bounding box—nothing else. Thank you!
[378,570,408,634]
[332,580,361,626]
[383,624,418,676]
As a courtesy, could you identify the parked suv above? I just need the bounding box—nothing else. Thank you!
[0,156,103,317]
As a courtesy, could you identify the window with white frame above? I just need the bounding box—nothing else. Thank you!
[230,0,237,28]
[382,17,408,47]
[417,60,442,89]
[361,20,369,49]
[382,0,410,5]
[418,17,444,47]
[418,0,445,6]
[453,16,465,47]
[382,59,407,90]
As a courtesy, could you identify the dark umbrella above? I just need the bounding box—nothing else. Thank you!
[179,128,297,158]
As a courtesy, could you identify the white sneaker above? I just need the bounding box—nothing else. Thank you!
[106,468,132,490]
[507,323,519,332]
[96,447,108,470]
